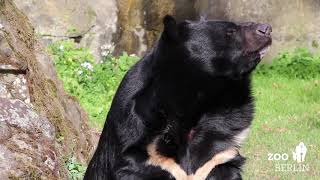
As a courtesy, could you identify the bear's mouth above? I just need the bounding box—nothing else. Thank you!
[258,45,271,59]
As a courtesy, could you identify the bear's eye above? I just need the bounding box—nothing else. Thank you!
[226,28,237,36]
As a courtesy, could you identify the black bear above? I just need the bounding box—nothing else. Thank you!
[84,15,272,180]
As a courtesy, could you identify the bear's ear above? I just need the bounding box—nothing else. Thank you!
[162,15,178,41]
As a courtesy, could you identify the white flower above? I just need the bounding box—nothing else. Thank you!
[101,51,109,57]
[101,45,107,50]
[59,45,64,51]
[101,44,110,50]
[81,62,93,71]
[101,43,114,51]
[77,70,83,75]
[25,98,31,104]
[130,54,136,57]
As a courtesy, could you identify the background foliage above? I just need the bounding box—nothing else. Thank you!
[256,48,320,79]
[48,40,138,128]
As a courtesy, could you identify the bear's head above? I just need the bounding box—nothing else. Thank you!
[161,15,272,79]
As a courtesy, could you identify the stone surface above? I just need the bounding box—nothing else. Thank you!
[0,1,94,178]
[0,98,58,179]
[13,0,118,62]
[6,0,320,59]
[115,0,149,56]
[0,73,30,103]
[115,0,196,56]
[13,0,94,38]
[82,0,118,62]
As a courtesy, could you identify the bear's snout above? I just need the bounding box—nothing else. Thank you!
[241,22,272,54]
[256,23,272,37]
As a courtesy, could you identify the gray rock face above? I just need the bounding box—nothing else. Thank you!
[0,98,58,179]
[82,0,118,62]
[0,73,30,104]
[1,1,95,178]
[13,0,118,62]
[10,0,320,60]
[115,0,196,56]
[13,0,95,38]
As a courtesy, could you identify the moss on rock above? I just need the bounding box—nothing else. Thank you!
[0,0,94,178]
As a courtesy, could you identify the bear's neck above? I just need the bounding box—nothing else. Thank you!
[152,58,253,121]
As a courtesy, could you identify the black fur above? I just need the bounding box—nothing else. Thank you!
[85,15,272,180]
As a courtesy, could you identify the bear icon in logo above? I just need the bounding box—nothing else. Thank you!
[292,142,307,163]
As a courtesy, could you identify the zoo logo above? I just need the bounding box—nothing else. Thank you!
[292,142,307,163]
[268,142,309,172]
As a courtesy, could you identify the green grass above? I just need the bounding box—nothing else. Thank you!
[242,75,320,179]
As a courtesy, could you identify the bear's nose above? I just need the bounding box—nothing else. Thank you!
[256,23,272,36]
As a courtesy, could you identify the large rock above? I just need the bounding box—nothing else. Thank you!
[115,0,149,56]
[13,0,118,62]
[0,73,29,104]
[0,98,58,179]
[82,0,118,62]
[7,0,320,60]
[0,0,94,178]
[195,0,320,60]
[11,0,196,57]
[13,0,95,38]
[6,0,195,57]
[115,0,196,56]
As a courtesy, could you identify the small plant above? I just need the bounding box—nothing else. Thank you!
[48,40,139,128]
[255,48,320,79]
[67,26,78,34]
[65,156,86,180]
